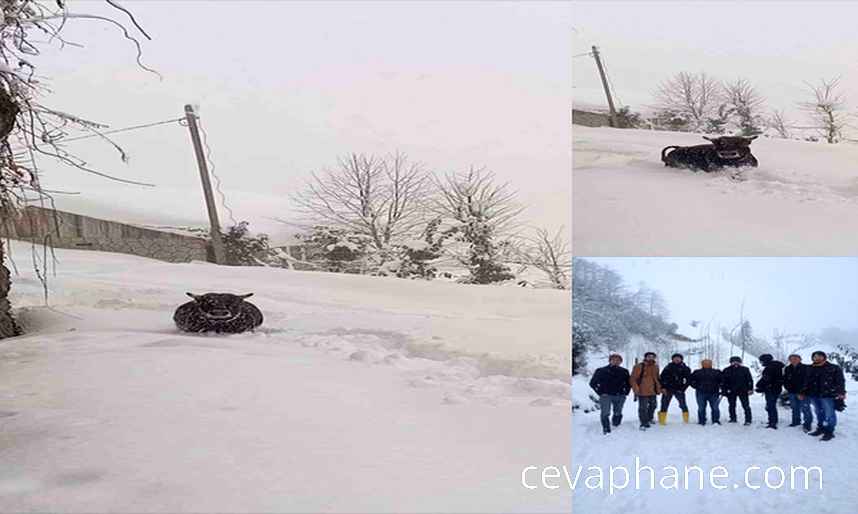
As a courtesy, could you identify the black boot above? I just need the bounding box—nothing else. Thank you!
[728,418,737,423]
[808,427,825,436]
[788,422,801,427]
[821,431,835,441]
[612,415,623,427]
[766,424,777,429]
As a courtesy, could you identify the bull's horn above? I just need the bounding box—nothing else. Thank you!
[239,293,254,299]
[702,136,715,141]
[186,292,201,300]
[747,135,758,140]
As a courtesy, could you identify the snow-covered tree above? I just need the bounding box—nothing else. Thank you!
[291,151,432,253]
[799,77,848,144]
[723,78,765,137]
[520,226,570,290]
[221,221,273,266]
[433,167,522,284]
[768,109,792,139]
[0,1,153,339]
[653,72,721,132]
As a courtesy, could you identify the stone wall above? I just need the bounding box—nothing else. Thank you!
[572,109,611,127]
[0,206,210,263]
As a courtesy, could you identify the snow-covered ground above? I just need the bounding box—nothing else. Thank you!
[573,359,857,514]
[0,241,571,513]
[573,126,858,256]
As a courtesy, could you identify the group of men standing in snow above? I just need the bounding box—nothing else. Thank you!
[588,351,847,441]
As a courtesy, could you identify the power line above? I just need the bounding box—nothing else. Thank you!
[572,51,593,59]
[57,117,184,143]
[197,117,238,228]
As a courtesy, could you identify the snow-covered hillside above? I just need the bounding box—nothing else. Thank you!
[0,241,570,512]
[573,126,858,256]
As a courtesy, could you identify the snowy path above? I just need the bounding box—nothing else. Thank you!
[0,242,571,512]
[573,127,858,256]
[572,387,857,514]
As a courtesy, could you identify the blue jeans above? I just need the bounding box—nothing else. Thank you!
[660,390,688,413]
[788,393,812,428]
[599,394,627,429]
[695,390,720,424]
[810,397,837,433]
[764,391,779,426]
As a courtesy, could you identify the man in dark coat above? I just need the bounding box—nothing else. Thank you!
[800,351,847,441]
[658,353,691,424]
[783,353,813,431]
[689,359,722,425]
[589,354,632,434]
[721,356,753,425]
[630,352,662,430]
[755,354,785,429]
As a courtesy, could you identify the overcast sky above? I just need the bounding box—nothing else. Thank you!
[572,1,858,123]
[585,257,858,339]
[34,1,571,242]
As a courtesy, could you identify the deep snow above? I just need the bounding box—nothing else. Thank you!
[573,126,858,256]
[0,241,570,513]
[573,360,857,514]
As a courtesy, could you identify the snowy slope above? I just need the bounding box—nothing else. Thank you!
[0,241,571,513]
[573,375,857,514]
[573,126,858,256]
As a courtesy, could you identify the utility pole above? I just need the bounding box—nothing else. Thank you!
[591,45,619,128]
[184,104,226,264]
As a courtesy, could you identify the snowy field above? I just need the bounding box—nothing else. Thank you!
[573,126,858,256]
[0,241,570,513]
[573,366,857,514]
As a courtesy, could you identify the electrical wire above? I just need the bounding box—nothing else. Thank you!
[197,117,238,228]
[52,117,183,143]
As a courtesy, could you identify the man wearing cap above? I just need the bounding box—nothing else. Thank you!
[800,351,847,441]
[630,352,662,430]
[783,353,813,432]
[658,353,691,425]
[721,356,754,425]
[755,353,785,429]
[589,354,632,434]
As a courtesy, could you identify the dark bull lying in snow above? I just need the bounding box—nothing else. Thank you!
[661,135,758,172]
[174,292,264,333]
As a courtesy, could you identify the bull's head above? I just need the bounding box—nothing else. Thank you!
[702,135,757,160]
[186,292,254,320]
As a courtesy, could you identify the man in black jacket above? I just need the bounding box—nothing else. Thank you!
[800,351,847,441]
[721,356,753,425]
[658,353,691,425]
[689,359,722,425]
[755,354,785,429]
[783,354,813,431]
[589,354,632,434]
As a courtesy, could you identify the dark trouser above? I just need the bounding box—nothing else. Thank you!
[659,389,688,413]
[810,396,837,434]
[695,390,720,424]
[764,391,779,426]
[599,394,627,431]
[726,392,752,423]
[638,395,657,426]
[787,393,812,429]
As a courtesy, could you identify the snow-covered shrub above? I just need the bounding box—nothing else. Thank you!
[222,221,273,266]
[295,225,373,273]
[572,321,589,376]
[829,344,858,382]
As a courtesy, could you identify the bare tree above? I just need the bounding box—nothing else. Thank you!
[291,151,432,250]
[1,1,154,339]
[521,226,570,289]
[799,77,848,144]
[769,109,791,139]
[723,78,765,136]
[653,71,722,131]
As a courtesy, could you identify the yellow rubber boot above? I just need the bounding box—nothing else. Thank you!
[658,411,667,425]
[682,411,690,424]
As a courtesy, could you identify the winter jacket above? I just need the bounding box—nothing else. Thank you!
[755,360,785,394]
[589,365,632,396]
[689,368,722,394]
[801,362,846,398]
[720,365,753,395]
[659,362,691,392]
[783,363,809,394]
[630,362,662,396]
